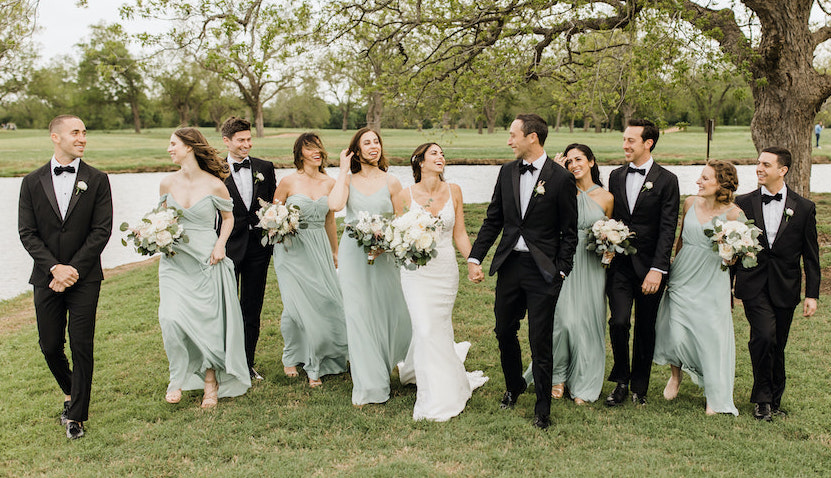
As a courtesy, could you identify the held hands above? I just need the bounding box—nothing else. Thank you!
[641,270,663,295]
[804,298,818,317]
[49,265,79,292]
[339,149,354,170]
[467,262,484,283]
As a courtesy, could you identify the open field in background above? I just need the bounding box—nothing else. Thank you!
[1,201,830,477]
[3,125,829,177]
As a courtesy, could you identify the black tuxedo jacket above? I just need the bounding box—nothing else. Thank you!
[734,188,820,309]
[222,156,277,265]
[18,160,113,287]
[607,162,679,279]
[470,157,578,283]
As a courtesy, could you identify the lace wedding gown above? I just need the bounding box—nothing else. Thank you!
[398,183,488,421]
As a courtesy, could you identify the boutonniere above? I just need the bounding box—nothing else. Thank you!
[75,181,87,196]
[534,180,546,197]
[254,172,264,184]
[641,181,653,193]
[784,208,794,221]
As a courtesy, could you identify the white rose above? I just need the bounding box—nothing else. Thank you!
[718,243,734,261]
[606,230,622,245]
[155,229,173,247]
[415,231,434,250]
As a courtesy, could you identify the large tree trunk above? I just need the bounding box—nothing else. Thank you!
[130,99,141,134]
[366,91,384,131]
[341,102,350,131]
[484,98,497,134]
[254,101,265,138]
[555,108,562,132]
[620,102,635,131]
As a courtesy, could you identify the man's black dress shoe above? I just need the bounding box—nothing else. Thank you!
[604,383,628,407]
[66,421,84,440]
[754,403,772,421]
[532,415,551,430]
[632,392,647,405]
[771,406,788,417]
[249,367,264,381]
[500,391,520,410]
[60,400,70,426]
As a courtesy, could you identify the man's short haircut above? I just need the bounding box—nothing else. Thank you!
[49,115,82,133]
[761,146,792,171]
[628,118,660,151]
[221,116,252,139]
[515,113,548,146]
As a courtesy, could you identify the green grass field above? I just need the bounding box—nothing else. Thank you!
[1,201,830,477]
[5,125,827,177]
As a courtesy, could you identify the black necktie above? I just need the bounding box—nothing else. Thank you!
[627,167,646,176]
[761,192,782,205]
[54,165,76,176]
[233,159,251,172]
[519,163,536,175]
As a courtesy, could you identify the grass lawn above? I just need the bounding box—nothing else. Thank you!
[1,199,830,477]
[3,125,830,177]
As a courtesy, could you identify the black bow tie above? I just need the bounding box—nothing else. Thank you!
[233,159,251,172]
[627,167,646,176]
[761,192,782,205]
[54,165,76,176]
[519,163,537,175]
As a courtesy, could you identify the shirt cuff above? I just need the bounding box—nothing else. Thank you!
[49,264,58,272]
[650,267,667,275]
[467,258,481,265]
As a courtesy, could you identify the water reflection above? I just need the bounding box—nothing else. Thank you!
[3,164,830,300]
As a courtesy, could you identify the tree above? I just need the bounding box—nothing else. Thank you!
[331,0,831,195]
[124,0,311,137]
[155,57,208,127]
[77,23,146,133]
[0,0,38,99]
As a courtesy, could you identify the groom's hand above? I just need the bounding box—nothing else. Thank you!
[467,262,484,283]
[804,298,818,317]
[51,264,79,288]
[641,270,662,295]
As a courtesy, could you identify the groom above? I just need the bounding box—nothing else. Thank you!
[605,119,679,407]
[734,147,820,421]
[221,116,276,381]
[468,113,578,429]
[18,115,113,439]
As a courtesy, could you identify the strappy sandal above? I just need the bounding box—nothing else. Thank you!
[309,378,323,388]
[551,383,565,399]
[201,378,218,409]
[284,366,299,378]
[165,389,182,404]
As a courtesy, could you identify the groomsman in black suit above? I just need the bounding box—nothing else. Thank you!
[18,115,113,439]
[605,119,679,407]
[468,113,578,429]
[734,147,820,421]
[220,117,276,381]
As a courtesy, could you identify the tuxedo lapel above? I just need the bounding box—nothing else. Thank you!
[632,164,660,214]
[511,160,521,218]
[249,162,261,211]
[612,168,630,220]
[38,166,61,220]
[750,190,770,249]
[523,158,550,219]
[225,174,243,207]
[63,161,89,222]
[771,194,797,250]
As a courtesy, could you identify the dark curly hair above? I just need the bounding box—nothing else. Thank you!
[347,127,388,173]
[173,127,229,180]
[293,132,328,173]
[706,160,738,204]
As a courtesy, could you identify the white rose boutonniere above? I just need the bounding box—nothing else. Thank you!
[784,208,794,221]
[641,181,653,193]
[254,172,265,184]
[75,181,88,196]
[534,180,546,197]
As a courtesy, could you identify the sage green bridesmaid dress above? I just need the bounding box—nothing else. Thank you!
[157,194,251,399]
[339,184,412,405]
[273,194,348,381]
[523,185,607,402]
[653,202,739,415]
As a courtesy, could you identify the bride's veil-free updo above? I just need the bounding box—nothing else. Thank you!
[174,127,230,180]
[410,142,444,183]
[706,160,739,204]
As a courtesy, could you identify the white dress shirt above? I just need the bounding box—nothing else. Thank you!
[228,156,253,210]
[51,156,81,220]
[625,157,654,214]
[514,152,546,252]
[761,185,787,246]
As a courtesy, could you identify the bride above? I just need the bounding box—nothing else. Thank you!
[394,143,488,421]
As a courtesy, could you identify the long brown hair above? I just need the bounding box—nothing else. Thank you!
[293,132,328,173]
[409,142,444,183]
[174,127,229,180]
[347,127,388,173]
[706,160,738,204]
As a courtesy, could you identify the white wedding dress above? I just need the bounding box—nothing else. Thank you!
[398,183,488,421]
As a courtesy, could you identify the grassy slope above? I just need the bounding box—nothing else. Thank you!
[1,201,829,477]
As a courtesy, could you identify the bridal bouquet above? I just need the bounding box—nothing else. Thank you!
[255,198,302,246]
[120,204,188,257]
[586,218,637,268]
[344,211,390,264]
[384,208,442,270]
[703,218,763,270]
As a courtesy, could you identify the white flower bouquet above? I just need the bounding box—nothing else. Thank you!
[586,218,637,267]
[255,198,302,246]
[703,218,763,270]
[120,204,188,257]
[344,211,390,264]
[384,208,442,270]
